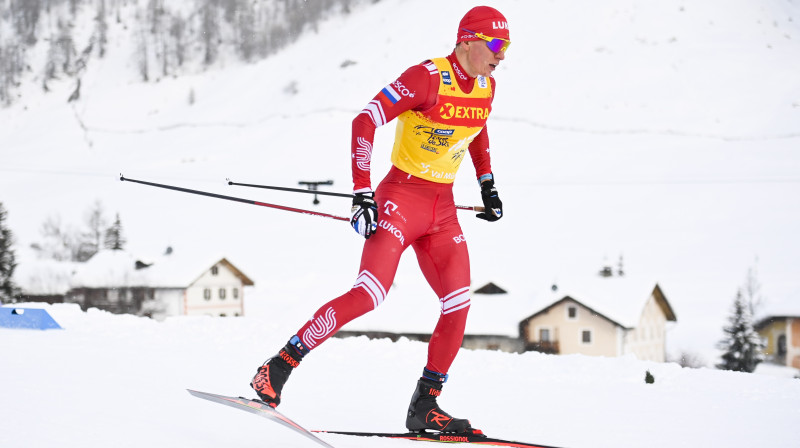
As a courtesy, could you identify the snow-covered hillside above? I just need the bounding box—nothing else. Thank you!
[2,0,800,441]
[2,303,799,448]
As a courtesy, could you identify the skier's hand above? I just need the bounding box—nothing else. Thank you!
[350,192,378,238]
[476,178,502,222]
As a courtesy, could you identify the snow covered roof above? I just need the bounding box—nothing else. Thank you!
[756,300,800,323]
[69,250,149,288]
[138,253,254,288]
[528,275,676,329]
[68,249,253,289]
[13,249,79,295]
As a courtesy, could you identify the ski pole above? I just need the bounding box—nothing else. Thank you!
[119,175,349,222]
[227,179,354,198]
[226,179,486,213]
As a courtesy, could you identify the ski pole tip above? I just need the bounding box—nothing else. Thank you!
[119,173,126,181]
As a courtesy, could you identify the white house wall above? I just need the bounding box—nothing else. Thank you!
[623,294,668,362]
[184,264,245,317]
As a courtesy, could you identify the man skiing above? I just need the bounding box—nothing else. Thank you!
[251,5,510,434]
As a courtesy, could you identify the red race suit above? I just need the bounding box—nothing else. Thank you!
[296,52,496,375]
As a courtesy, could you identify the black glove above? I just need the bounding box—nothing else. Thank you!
[350,192,378,238]
[476,179,502,222]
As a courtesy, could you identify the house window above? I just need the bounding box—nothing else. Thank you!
[777,335,787,356]
[539,328,551,342]
[203,288,211,300]
[232,288,239,299]
[211,266,219,276]
[581,330,592,344]
[567,305,578,320]
[219,288,226,300]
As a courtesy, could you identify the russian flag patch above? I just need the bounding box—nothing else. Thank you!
[380,85,402,105]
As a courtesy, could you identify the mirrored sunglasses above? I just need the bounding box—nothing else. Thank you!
[461,28,510,53]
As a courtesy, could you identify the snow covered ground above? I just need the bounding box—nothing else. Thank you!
[3,0,798,364]
[1,303,799,448]
[2,0,800,445]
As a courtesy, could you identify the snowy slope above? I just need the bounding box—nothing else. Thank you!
[1,0,800,412]
[2,304,800,447]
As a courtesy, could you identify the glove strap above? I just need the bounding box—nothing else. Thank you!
[353,191,375,202]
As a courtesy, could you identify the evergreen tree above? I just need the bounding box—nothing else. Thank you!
[716,290,765,373]
[0,202,20,303]
[103,213,126,250]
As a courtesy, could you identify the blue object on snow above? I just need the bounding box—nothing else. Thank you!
[0,307,62,330]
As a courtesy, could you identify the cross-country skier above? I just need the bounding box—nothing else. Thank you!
[251,5,510,434]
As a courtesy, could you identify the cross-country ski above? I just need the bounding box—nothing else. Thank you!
[187,390,335,448]
[313,429,564,447]
[188,388,559,448]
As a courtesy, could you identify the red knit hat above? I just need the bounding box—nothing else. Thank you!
[457,6,510,43]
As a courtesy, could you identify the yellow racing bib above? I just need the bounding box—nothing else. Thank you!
[391,58,492,183]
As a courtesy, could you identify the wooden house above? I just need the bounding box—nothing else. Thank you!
[755,315,800,369]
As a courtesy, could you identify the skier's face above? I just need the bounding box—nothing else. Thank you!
[463,38,506,78]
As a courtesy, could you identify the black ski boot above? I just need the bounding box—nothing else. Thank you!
[250,335,309,407]
[406,369,473,433]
